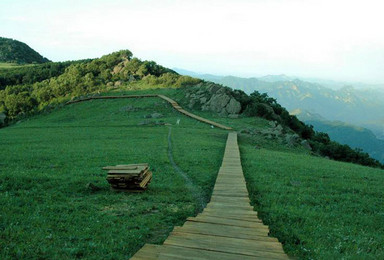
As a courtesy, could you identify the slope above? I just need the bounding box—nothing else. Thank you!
[0,37,50,64]
[1,88,384,259]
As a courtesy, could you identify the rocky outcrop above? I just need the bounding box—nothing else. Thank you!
[184,84,242,117]
[239,122,312,151]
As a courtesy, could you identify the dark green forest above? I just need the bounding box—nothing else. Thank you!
[0,37,50,64]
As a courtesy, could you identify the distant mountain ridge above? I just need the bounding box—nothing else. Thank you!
[174,69,384,162]
[0,37,50,64]
[174,69,384,139]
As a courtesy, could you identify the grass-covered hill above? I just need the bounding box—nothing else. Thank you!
[0,88,383,259]
[0,37,50,64]
[0,50,382,169]
[0,48,384,258]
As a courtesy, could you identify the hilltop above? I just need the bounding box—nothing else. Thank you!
[0,37,50,64]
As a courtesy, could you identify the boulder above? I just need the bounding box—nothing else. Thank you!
[228,114,239,119]
[119,105,136,112]
[285,134,300,146]
[0,113,6,123]
[208,94,231,112]
[225,98,241,114]
[151,113,164,118]
[207,85,221,94]
[301,140,312,151]
[200,96,207,104]
[269,121,277,128]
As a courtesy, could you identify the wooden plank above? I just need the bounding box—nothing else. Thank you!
[211,191,249,197]
[130,244,160,259]
[206,202,252,210]
[187,216,268,229]
[130,132,290,259]
[107,169,144,175]
[201,212,260,223]
[139,171,152,188]
[116,163,149,167]
[210,195,250,203]
[164,232,288,258]
[173,226,276,242]
[103,166,138,170]
[157,244,265,260]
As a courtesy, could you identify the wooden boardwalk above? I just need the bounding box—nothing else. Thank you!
[131,132,289,259]
[66,94,232,130]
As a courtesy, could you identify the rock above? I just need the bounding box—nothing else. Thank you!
[209,94,231,112]
[270,124,283,136]
[86,183,101,191]
[285,134,300,146]
[301,140,312,150]
[219,110,228,117]
[138,120,152,125]
[114,81,122,87]
[208,85,221,94]
[120,105,136,112]
[240,129,251,134]
[188,99,197,109]
[196,90,205,95]
[228,114,239,119]
[269,121,277,127]
[200,97,207,104]
[225,98,241,114]
[128,75,136,82]
[0,113,6,124]
[151,113,164,118]
[216,87,227,95]
[275,124,283,132]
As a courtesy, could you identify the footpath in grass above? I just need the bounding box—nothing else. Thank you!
[0,95,227,259]
[239,134,384,259]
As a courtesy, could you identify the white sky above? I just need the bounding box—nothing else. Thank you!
[1,0,384,84]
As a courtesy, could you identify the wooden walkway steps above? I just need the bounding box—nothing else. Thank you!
[130,132,289,259]
[66,94,232,130]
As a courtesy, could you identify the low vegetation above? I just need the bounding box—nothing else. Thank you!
[1,86,383,259]
[0,60,90,89]
[0,92,226,259]
[240,134,384,259]
[0,50,199,121]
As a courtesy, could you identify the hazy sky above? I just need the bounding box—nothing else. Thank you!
[1,0,384,84]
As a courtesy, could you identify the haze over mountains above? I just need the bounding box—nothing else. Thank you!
[175,68,384,163]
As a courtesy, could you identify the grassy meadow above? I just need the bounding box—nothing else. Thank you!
[240,134,384,259]
[0,91,227,259]
[1,87,384,259]
[0,62,32,69]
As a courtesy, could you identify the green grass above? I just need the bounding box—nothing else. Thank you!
[2,87,384,259]
[0,62,34,69]
[0,93,227,259]
[240,134,384,259]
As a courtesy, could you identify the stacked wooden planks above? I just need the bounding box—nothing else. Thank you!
[130,133,289,259]
[104,163,152,191]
